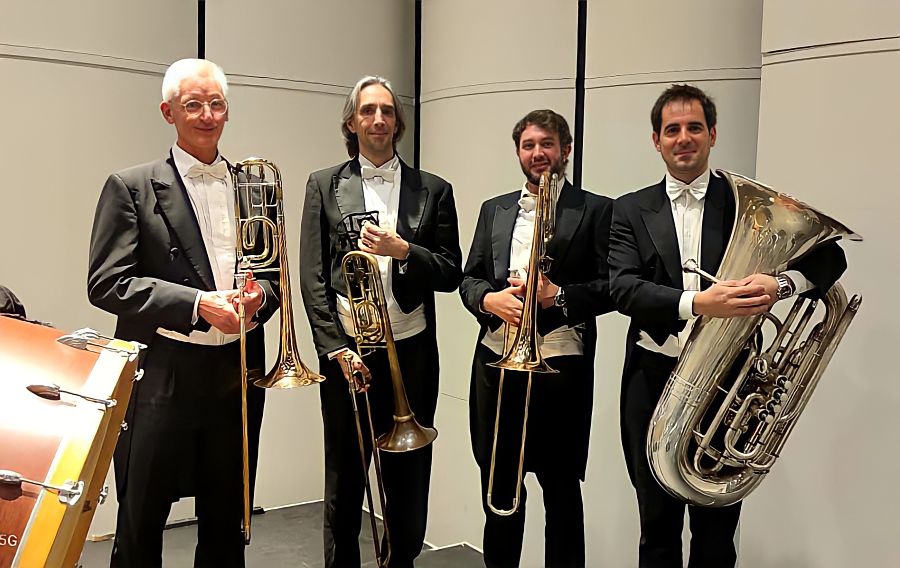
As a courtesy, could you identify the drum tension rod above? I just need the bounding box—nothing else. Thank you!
[0,469,84,506]
[26,383,117,409]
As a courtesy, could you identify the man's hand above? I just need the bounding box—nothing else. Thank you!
[198,290,246,334]
[735,274,779,309]
[338,349,373,392]
[692,278,771,318]
[508,273,559,309]
[482,281,526,326]
[359,222,410,260]
[234,272,265,320]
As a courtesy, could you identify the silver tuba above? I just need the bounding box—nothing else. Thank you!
[647,170,862,507]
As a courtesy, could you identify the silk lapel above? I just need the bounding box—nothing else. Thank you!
[151,155,215,290]
[491,193,519,284]
[545,181,584,274]
[396,160,428,242]
[333,160,366,222]
[639,180,683,288]
[699,173,734,287]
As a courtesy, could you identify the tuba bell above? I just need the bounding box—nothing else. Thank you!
[231,158,324,543]
[647,170,862,507]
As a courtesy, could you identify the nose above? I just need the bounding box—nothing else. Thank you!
[676,126,691,145]
[373,107,385,126]
[199,103,215,122]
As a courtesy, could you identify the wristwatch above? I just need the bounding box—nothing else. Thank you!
[775,273,795,301]
[553,286,567,308]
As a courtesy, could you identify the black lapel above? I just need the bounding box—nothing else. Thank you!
[333,160,366,221]
[490,192,519,283]
[396,159,428,242]
[545,181,585,273]
[700,173,734,287]
[639,180,683,288]
[151,154,215,290]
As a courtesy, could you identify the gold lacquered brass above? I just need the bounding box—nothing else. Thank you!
[486,171,559,516]
[231,158,324,544]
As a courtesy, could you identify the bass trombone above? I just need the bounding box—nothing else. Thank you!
[486,171,559,516]
[232,158,324,543]
[338,212,438,565]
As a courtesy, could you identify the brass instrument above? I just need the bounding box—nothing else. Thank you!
[340,245,438,566]
[486,171,559,516]
[647,170,862,507]
[232,158,324,543]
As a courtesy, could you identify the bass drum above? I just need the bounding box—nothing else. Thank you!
[0,316,140,568]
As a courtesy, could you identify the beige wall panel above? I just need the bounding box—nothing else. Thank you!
[0,0,194,63]
[421,0,577,94]
[748,46,900,568]
[586,0,763,78]
[207,0,415,96]
[582,79,761,199]
[762,0,900,53]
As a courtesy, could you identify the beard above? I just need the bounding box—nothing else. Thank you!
[521,156,568,187]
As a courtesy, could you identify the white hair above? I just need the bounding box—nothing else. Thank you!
[161,58,228,102]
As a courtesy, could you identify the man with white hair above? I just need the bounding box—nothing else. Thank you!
[88,58,278,567]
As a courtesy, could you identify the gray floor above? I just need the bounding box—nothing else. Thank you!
[79,502,483,567]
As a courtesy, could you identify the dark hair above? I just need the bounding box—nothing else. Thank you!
[650,84,717,134]
[341,76,407,158]
[512,109,573,148]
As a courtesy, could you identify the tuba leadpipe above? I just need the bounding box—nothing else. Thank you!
[486,171,559,516]
[231,158,324,544]
[647,170,862,507]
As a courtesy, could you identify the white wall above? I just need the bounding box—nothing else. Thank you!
[743,3,900,567]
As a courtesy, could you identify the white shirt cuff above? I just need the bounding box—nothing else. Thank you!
[782,270,813,295]
[191,291,201,325]
[679,290,699,320]
[327,347,351,360]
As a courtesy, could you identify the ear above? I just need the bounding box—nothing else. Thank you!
[651,131,661,152]
[346,120,357,135]
[562,143,572,161]
[709,125,717,147]
[160,101,175,125]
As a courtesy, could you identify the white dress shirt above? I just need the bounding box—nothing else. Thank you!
[481,182,583,358]
[637,170,812,358]
[157,143,239,346]
[335,154,427,344]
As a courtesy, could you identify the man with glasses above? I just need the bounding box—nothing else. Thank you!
[88,58,279,567]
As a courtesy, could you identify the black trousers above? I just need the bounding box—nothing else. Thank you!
[470,344,587,568]
[319,330,439,568]
[621,345,741,568]
[111,336,264,568]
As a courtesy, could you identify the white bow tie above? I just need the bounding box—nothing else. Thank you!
[518,194,536,213]
[187,161,229,181]
[666,180,707,202]
[361,166,396,183]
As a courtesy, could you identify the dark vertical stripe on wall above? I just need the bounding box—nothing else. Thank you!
[198,0,206,58]
[414,0,422,169]
[573,0,587,189]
